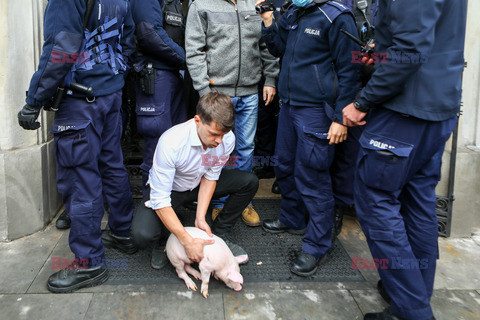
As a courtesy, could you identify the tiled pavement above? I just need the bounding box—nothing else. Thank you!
[1,179,479,320]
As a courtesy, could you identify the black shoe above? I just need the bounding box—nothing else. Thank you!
[262,219,306,235]
[377,280,392,304]
[290,251,329,277]
[151,242,169,270]
[364,307,434,320]
[102,229,138,255]
[55,210,71,230]
[271,180,281,194]
[47,265,109,293]
[216,233,249,265]
[334,206,344,236]
[253,166,275,179]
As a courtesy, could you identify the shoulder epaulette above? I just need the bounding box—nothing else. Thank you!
[318,1,350,23]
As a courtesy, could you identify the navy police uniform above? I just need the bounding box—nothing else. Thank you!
[262,1,360,258]
[24,0,135,267]
[330,0,378,223]
[352,0,466,318]
[130,0,188,199]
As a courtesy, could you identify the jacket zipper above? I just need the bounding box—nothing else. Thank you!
[233,2,241,97]
[287,12,303,103]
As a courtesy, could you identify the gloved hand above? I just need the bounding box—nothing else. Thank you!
[18,104,41,130]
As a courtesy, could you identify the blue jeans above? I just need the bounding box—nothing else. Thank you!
[213,94,258,208]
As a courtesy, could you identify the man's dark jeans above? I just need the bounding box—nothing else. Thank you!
[131,169,259,248]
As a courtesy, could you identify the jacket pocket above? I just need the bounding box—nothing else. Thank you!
[51,120,91,168]
[299,126,333,171]
[358,131,413,192]
[313,64,326,95]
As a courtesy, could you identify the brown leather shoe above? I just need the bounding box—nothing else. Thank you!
[242,205,261,227]
[212,208,222,221]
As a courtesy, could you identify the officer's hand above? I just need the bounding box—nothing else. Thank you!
[263,86,276,106]
[361,43,376,66]
[327,122,347,145]
[255,0,274,27]
[18,104,41,130]
[343,103,367,127]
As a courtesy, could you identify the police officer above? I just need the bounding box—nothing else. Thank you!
[330,0,378,236]
[343,0,466,318]
[130,0,188,201]
[257,0,360,276]
[18,0,137,292]
[129,0,188,270]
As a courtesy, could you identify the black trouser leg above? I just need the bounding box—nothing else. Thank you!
[211,169,259,235]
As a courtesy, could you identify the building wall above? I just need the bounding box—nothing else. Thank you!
[0,0,478,240]
[446,0,480,237]
[0,0,61,241]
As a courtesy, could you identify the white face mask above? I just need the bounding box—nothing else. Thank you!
[292,0,313,8]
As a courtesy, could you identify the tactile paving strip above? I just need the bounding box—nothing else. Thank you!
[105,199,364,285]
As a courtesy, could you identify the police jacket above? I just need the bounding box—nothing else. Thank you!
[262,1,360,123]
[130,0,185,71]
[26,0,135,107]
[355,0,466,121]
[186,0,280,97]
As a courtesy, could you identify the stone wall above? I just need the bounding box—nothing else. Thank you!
[0,0,61,241]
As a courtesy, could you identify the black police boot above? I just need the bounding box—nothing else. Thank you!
[151,241,169,270]
[271,179,281,194]
[377,280,392,304]
[334,205,344,236]
[55,210,71,230]
[102,229,138,254]
[47,265,109,293]
[364,307,435,320]
[253,166,275,179]
[262,219,306,235]
[290,250,331,277]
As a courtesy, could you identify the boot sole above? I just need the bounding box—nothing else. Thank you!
[103,239,138,255]
[262,225,306,235]
[242,217,261,227]
[47,269,109,293]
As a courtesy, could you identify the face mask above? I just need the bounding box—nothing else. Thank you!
[292,0,313,7]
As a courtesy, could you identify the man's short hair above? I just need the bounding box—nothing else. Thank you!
[196,92,234,132]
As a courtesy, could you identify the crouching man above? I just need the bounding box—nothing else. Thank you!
[131,92,259,267]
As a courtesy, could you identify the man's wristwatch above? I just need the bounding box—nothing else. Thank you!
[353,100,370,113]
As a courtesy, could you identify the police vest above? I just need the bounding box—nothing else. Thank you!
[71,0,129,77]
[160,0,185,48]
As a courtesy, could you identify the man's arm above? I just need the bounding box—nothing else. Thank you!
[355,0,444,109]
[131,0,185,68]
[26,0,85,108]
[194,177,217,236]
[155,206,214,262]
[329,13,361,124]
[259,2,288,58]
[147,138,213,262]
[185,2,210,97]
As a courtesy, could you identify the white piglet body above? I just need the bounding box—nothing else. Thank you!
[165,227,244,298]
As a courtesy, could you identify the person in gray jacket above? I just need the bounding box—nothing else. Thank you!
[185,0,280,227]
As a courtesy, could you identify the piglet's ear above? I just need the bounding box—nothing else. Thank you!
[228,271,243,284]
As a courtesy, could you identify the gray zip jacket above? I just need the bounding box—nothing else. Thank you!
[186,0,280,97]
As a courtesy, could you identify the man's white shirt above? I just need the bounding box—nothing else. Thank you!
[145,119,235,210]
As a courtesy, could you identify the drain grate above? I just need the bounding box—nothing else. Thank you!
[105,199,364,285]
